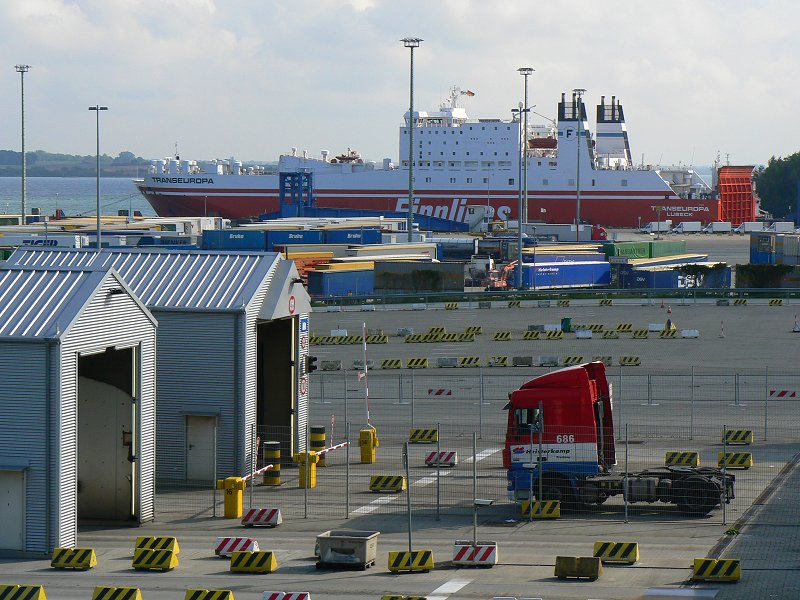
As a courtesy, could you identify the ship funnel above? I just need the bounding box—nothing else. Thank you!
[291,147,297,157]
[302,150,308,158]
[321,150,329,162]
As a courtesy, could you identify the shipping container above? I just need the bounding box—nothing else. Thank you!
[374,261,464,293]
[602,241,650,259]
[264,229,323,249]
[428,236,479,261]
[749,249,775,265]
[323,228,382,245]
[522,252,606,263]
[624,265,732,289]
[307,269,374,297]
[515,261,611,290]
[202,229,267,250]
[347,243,438,259]
[649,240,687,258]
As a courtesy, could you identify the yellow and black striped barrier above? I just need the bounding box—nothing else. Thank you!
[0,586,47,600]
[464,326,483,335]
[562,356,583,366]
[229,550,277,573]
[51,547,97,570]
[409,428,438,443]
[593,541,639,564]
[616,323,633,332]
[458,356,481,367]
[457,332,476,342]
[493,331,512,341]
[309,335,324,345]
[263,441,281,486]
[520,500,561,519]
[438,332,458,342]
[588,324,604,331]
[381,358,402,369]
[632,328,648,339]
[428,326,446,335]
[488,355,509,367]
[557,299,570,307]
[382,596,427,600]
[93,588,141,600]
[554,556,602,580]
[619,356,641,366]
[602,331,619,339]
[365,334,388,344]
[691,558,741,582]
[508,300,521,308]
[406,358,428,369]
[404,334,424,343]
[592,356,612,366]
[522,331,540,340]
[311,426,326,466]
[444,302,459,310]
[599,299,613,306]
[132,548,178,571]
[387,550,434,572]
[135,536,179,554]
[369,475,406,493]
[545,331,564,340]
[665,451,700,467]
[185,590,234,600]
[769,298,783,306]
[659,329,677,339]
[723,429,753,445]
[718,452,753,469]
[733,298,747,305]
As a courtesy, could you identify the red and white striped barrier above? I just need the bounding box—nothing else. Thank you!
[242,507,283,528]
[425,451,458,467]
[452,541,498,566]
[215,536,259,557]
[770,389,797,398]
[428,388,452,396]
[243,464,274,482]
[316,441,349,456]
[262,594,310,600]
[262,594,284,600]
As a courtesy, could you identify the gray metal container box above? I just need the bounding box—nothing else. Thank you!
[316,530,380,569]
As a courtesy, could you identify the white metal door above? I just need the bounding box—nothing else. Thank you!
[0,471,24,550]
[186,416,216,481]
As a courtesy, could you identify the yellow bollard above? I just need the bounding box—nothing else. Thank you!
[310,426,326,466]
[293,452,319,489]
[263,441,281,486]
[215,476,246,519]
[359,427,379,464]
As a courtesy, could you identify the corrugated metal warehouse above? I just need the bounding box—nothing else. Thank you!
[0,265,157,553]
[7,248,311,487]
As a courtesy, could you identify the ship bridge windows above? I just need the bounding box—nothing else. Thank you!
[449,161,461,168]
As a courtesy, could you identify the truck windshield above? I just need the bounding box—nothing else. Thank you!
[513,407,541,437]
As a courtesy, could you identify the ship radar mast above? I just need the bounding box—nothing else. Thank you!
[443,86,476,110]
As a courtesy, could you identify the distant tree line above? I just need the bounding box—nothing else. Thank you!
[753,152,800,218]
[0,150,150,177]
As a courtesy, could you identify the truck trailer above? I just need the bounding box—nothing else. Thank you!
[504,362,735,516]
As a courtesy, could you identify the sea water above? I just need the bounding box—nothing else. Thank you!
[0,177,156,218]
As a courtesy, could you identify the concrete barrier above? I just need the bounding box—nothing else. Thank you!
[436,356,458,368]
[360,305,376,312]
[411,303,426,311]
[681,329,700,338]
[537,356,559,367]
[575,330,592,339]
[648,323,665,332]
[321,361,342,371]
[397,327,414,336]
[512,356,533,367]
[478,301,492,309]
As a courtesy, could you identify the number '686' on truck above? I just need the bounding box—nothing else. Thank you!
[503,362,735,517]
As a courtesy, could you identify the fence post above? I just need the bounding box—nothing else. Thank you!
[624,423,629,524]
[346,422,350,519]
[304,420,309,519]
[436,421,441,521]
[764,366,769,441]
[722,424,727,526]
[616,366,624,439]
[250,422,255,509]
[690,366,695,440]
[479,371,484,440]
[411,369,415,429]
[212,420,218,518]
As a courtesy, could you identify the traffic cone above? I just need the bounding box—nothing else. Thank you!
[660,300,665,309]
[667,305,672,314]
[793,315,800,333]
[719,320,725,338]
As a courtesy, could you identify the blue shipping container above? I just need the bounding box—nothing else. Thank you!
[202,229,267,250]
[307,269,375,297]
[264,230,324,250]
[624,266,732,289]
[514,261,610,289]
[523,252,605,263]
[750,249,775,265]
[324,228,382,245]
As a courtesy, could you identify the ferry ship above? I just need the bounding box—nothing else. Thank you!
[134,88,716,228]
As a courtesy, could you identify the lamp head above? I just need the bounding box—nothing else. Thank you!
[517,67,534,76]
[401,37,422,48]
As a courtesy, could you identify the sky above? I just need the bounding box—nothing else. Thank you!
[1,0,798,167]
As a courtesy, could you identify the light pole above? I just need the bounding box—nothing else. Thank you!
[573,88,586,242]
[89,105,108,252]
[401,37,422,242]
[512,104,525,290]
[518,68,534,228]
[15,65,30,224]
[532,225,537,291]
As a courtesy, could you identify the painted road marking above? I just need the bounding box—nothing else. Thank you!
[352,495,397,514]
[427,578,472,600]
[463,447,501,463]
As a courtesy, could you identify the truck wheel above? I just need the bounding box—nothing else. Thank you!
[677,477,716,517]
[538,476,577,508]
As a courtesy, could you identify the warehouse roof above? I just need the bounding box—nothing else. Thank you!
[0,265,152,340]
[7,248,281,311]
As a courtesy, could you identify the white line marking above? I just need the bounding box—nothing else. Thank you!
[352,495,397,514]
[426,578,472,600]
[462,447,502,463]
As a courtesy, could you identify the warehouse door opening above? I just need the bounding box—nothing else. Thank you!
[77,347,137,521]
[0,471,25,550]
[186,416,216,482]
[257,317,295,455]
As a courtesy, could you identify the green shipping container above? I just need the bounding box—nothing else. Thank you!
[649,240,687,258]
[604,242,651,259]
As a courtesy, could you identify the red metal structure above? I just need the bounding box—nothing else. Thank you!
[717,166,756,226]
